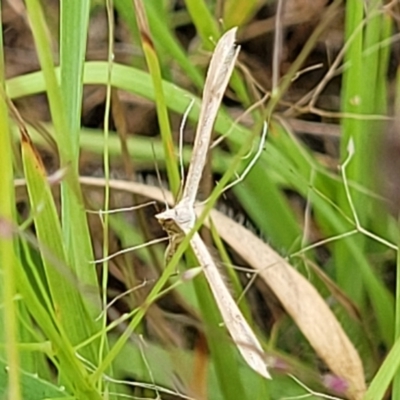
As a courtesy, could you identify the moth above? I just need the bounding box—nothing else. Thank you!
[155,27,270,379]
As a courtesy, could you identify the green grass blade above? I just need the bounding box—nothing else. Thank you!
[20,132,99,364]
[365,336,400,400]
[14,257,102,400]
[223,0,260,27]
[115,0,204,88]
[133,0,180,197]
[27,0,102,330]
[335,0,389,304]
[25,0,70,159]
[184,0,219,48]
[394,210,400,398]
[0,12,21,399]
[60,0,90,160]
[0,358,71,399]
[392,62,400,400]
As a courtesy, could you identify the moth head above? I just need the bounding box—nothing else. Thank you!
[155,209,182,235]
[155,204,195,232]
[155,208,176,222]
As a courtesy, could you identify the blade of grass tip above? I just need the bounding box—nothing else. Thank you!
[25,0,70,158]
[184,0,219,48]
[145,2,204,87]
[133,0,180,198]
[223,0,260,28]
[0,29,21,400]
[115,0,204,88]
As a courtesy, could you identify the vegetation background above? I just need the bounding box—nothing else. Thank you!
[0,0,399,399]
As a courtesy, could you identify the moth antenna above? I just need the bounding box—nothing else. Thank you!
[221,121,268,194]
[211,92,269,149]
[272,0,284,93]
